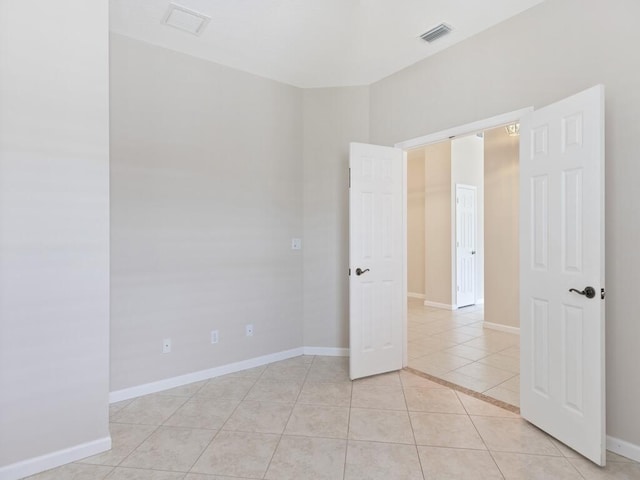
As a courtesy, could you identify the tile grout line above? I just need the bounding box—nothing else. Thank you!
[260,354,316,479]
[341,365,354,480]
[400,373,427,480]
[183,363,267,476]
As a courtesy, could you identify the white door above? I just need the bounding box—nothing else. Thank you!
[520,85,605,465]
[456,185,477,308]
[349,142,405,380]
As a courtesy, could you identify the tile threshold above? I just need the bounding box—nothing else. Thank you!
[404,367,520,415]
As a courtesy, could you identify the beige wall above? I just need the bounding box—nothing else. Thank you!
[484,127,519,328]
[302,87,370,349]
[424,142,452,306]
[407,149,426,296]
[109,34,304,391]
[0,0,110,475]
[369,0,640,447]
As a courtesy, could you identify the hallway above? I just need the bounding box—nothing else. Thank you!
[408,298,520,407]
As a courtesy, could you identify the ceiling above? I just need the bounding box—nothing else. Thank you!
[110,0,544,88]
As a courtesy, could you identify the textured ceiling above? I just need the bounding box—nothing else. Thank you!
[110,0,544,88]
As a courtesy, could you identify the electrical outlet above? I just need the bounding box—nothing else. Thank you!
[163,338,171,353]
[291,238,302,250]
[245,324,254,337]
[211,330,219,344]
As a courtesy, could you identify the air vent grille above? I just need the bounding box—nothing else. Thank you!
[420,23,452,43]
[162,3,211,36]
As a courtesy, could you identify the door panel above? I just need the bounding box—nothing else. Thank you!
[349,142,404,380]
[520,85,605,465]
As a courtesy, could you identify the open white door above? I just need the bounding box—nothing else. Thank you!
[520,85,605,465]
[456,184,477,308]
[349,142,405,380]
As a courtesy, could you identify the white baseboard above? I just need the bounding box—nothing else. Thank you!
[607,435,640,463]
[483,321,520,335]
[110,347,305,403]
[0,436,111,480]
[423,300,456,310]
[408,292,425,300]
[303,347,349,357]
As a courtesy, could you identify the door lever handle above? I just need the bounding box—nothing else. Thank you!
[569,286,596,299]
[355,268,370,276]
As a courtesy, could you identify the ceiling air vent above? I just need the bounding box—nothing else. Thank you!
[162,3,211,36]
[420,23,452,43]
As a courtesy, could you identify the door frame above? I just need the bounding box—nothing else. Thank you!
[395,106,532,368]
[455,183,478,308]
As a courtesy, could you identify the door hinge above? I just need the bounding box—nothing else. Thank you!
[348,168,351,188]
[349,268,351,276]
[601,288,606,300]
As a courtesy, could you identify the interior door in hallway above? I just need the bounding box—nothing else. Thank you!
[520,85,605,465]
[349,142,405,380]
[456,184,477,308]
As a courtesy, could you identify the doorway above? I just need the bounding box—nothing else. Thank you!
[405,124,520,408]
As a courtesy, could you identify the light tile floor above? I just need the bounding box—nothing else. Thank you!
[408,298,521,407]
[27,355,639,479]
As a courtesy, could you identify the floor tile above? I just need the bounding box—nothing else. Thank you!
[410,412,485,450]
[105,468,185,480]
[297,382,352,407]
[351,384,407,410]
[484,386,520,407]
[451,362,516,387]
[80,423,157,466]
[196,377,256,401]
[444,344,491,361]
[570,457,640,478]
[163,396,238,430]
[244,379,302,404]
[478,353,520,374]
[497,375,520,393]
[222,400,293,434]
[403,387,465,414]
[471,416,561,456]
[418,446,503,479]
[344,440,423,480]
[260,364,310,384]
[265,435,347,480]
[284,403,350,438]
[492,451,583,479]
[399,370,448,388]
[306,363,351,383]
[440,371,498,393]
[190,431,279,478]
[110,394,187,425]
[409,351,473,376]
[349,408,414,444]
[456,392,518,418]
[109,399,133,417]
[26,463,113,480]
[120,426,214,472]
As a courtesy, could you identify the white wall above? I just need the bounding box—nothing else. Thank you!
[369,0,640,448]
[0,0,110,477]
[451,135,485,304]
[109,34,304,391]
[302,87,370,349]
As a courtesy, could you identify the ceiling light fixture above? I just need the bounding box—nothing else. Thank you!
[505,123,520,136]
